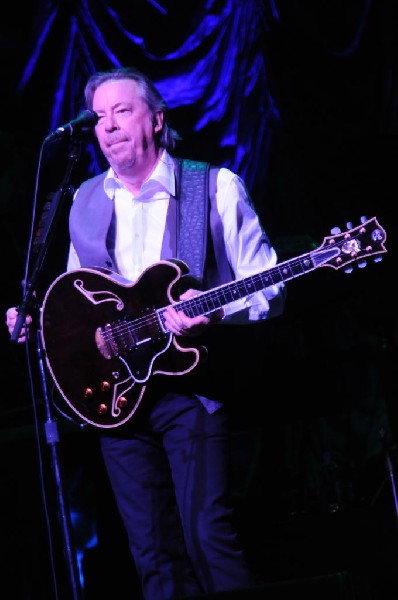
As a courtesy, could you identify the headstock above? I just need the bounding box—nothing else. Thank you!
[313,216,387,271]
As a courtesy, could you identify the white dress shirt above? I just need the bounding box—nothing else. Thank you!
[67,150,285,323]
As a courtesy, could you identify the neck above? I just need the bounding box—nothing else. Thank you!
[114,148,162,195]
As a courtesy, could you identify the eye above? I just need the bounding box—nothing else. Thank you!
[116,107,131,115]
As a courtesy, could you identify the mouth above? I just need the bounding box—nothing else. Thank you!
[106,137,127,148]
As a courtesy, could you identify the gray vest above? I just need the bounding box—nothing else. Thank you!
[69,159,234,290]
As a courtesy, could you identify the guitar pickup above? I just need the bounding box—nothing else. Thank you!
[95,319,136,359]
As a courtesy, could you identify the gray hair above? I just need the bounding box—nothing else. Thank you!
[84,66,181,152]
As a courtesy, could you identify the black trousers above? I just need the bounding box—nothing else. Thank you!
[100,391,254,600]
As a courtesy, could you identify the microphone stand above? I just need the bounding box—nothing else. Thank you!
[379,429,398,526]
[11,137,84,600]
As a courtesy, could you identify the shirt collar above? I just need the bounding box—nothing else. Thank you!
[103,149,176,198]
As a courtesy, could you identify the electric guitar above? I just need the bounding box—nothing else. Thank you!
[41,216,387,429]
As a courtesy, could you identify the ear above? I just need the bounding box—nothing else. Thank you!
[153,110,164,133]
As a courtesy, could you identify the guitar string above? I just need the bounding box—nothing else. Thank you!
[98,230,371,354]
[98,252,310,345]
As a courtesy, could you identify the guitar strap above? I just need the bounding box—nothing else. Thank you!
[174,158,210,288]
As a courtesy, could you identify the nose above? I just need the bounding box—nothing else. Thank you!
[103,113,118,131]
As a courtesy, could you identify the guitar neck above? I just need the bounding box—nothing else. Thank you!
[160,245,339,321]
[156,216,387,323]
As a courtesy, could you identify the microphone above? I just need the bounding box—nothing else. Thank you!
[44,109,99,143]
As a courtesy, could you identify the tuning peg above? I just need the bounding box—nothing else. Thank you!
[374,257,383,263]
[331,227,341,234]
[344,266,354,274]
[357,260,367,268]
[360,215,368,223]
[346,222,353,230]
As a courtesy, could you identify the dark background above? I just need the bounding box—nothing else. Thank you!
[1,1,398,598]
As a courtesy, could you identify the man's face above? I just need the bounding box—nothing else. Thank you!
[92,78,162,174]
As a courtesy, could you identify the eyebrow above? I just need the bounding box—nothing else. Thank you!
[95,101,133,112]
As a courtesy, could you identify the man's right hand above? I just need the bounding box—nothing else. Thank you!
[5,307,32,343]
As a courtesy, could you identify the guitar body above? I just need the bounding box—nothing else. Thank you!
[41,261,201,428]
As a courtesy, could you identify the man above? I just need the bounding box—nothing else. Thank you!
[6,66,285,599]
